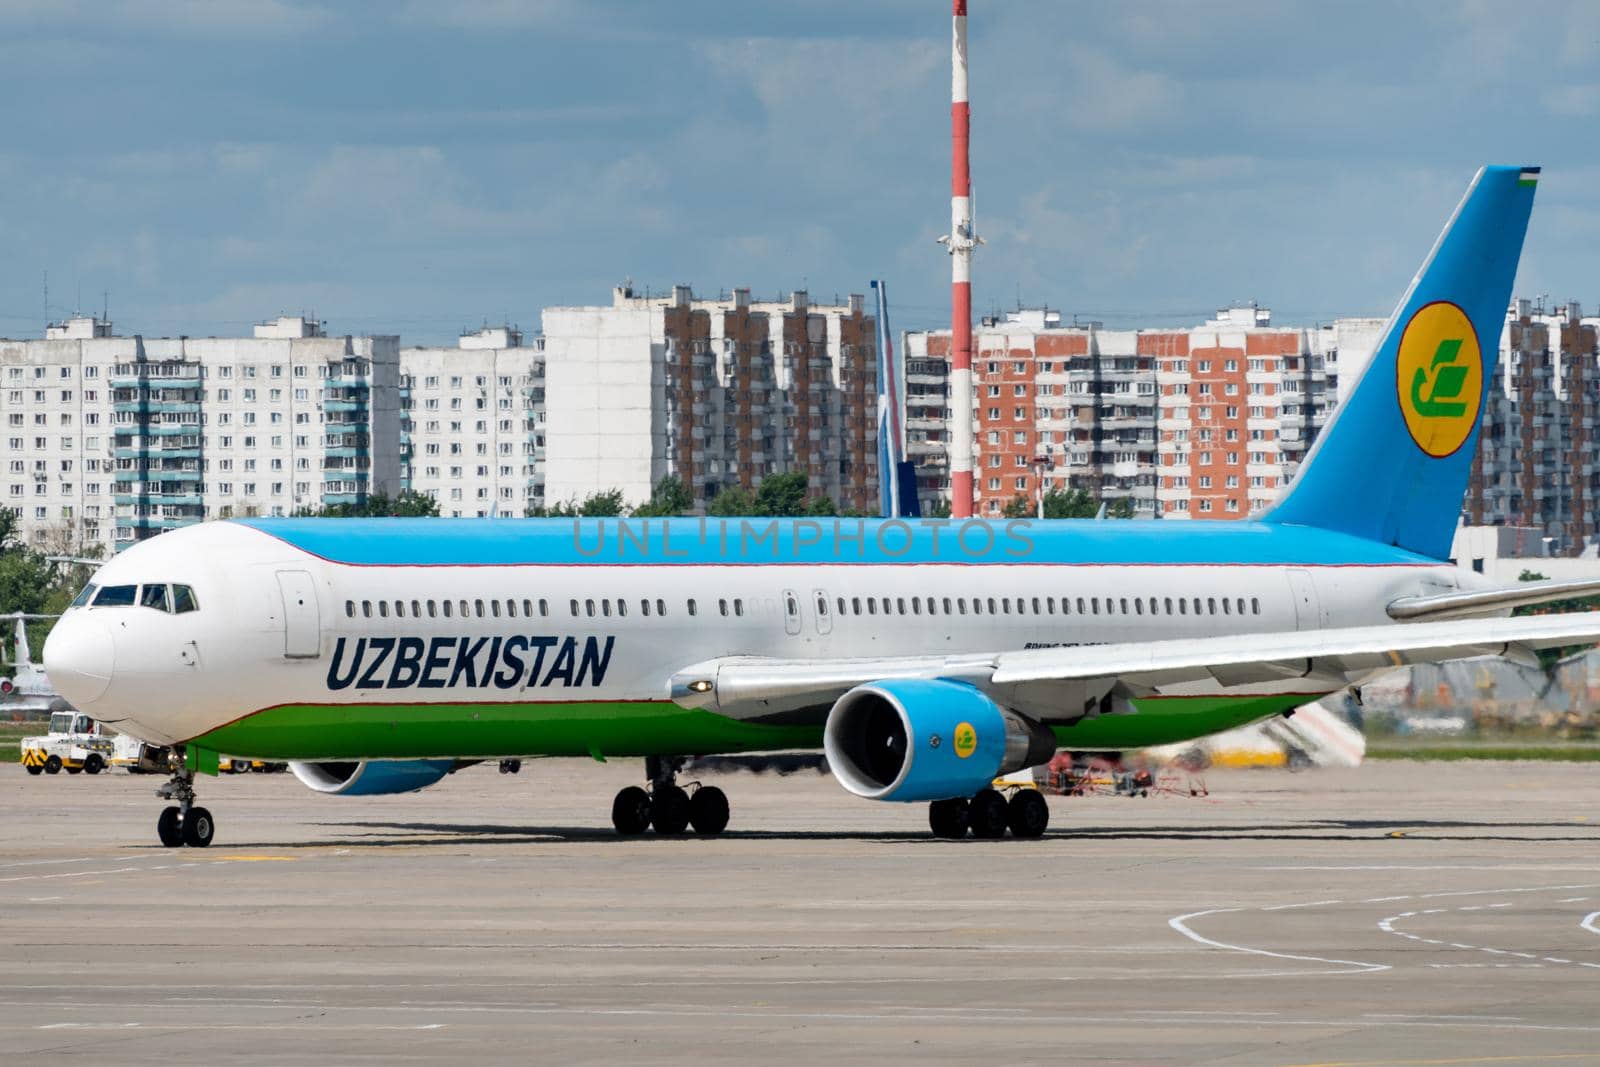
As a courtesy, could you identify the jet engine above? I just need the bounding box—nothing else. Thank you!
[823,678,1056,802]
[289,759,458,796]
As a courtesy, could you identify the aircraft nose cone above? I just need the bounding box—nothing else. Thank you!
[43,617,115,705]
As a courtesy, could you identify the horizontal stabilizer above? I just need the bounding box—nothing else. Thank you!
[1387,577,1600,621]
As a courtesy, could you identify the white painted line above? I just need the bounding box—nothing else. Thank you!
[1362,895,1413,902]
[1266,865,1600,872]
[1582,911,1600,937]
[1262,899,1342,911]
[1558,896,1590,903]
[1168,908,1389,975]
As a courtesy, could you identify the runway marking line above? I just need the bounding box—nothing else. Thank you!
[1378,897,1600,970]
[1168,906,1389,975]
[1280,1054,1600,1065]
[1581,912,1599,937]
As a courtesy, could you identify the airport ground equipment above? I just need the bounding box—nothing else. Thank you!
[20,710,114,776]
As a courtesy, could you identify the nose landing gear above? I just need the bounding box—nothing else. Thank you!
[609,756,730,837]
[155,762,215,848]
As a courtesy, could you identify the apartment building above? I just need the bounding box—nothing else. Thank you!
[903,306,1383,519]
[541,285,879,512]
[1467,299,1600,553]
[399,326,546,517]
[0,315,400,553]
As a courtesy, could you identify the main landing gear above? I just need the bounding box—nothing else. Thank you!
[611,756,730,837]
[155,761,215,848]
[928,786,1049,840]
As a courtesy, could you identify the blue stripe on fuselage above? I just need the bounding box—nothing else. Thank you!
[234,517,1437,568]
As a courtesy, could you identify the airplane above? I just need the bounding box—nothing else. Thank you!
[0,612,66,716]
[42,164,1600,849]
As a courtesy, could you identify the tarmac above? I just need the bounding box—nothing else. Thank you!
[1,758,1598,1066]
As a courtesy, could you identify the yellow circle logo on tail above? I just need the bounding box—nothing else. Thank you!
[1395,300,1482,458]
[953,722,977,759]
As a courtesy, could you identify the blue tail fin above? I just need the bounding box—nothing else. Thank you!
[1264,165,1538,559]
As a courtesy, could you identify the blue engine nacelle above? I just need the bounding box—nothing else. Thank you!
[289,759,457,796]
[823,678,1057,802]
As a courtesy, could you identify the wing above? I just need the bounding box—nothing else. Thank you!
[670,612,1600,726]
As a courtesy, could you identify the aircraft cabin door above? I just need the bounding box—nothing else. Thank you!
[1285,568,1322,631]
[276,570,322,659]
[812,589,833,636]
[782,589,803,636]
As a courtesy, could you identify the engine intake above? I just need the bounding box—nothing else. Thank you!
[823,678,1056,802]
[289,759,457,796]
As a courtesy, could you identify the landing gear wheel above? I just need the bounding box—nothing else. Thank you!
[968,788,1009,839]
[182,806,215,848]
[157,806,183,847]
[611,786,652,835]
[44,755,61,774]
[84,754,104,775]
[928,797,971,839]
[688,786,729,835]
[1006,789,1050,839]
[650,784,691,835]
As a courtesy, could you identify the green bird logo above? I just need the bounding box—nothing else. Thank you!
[1410,338,1470,418]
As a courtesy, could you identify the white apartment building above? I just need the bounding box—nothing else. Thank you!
[399,326,546,517]
[540,285,879,513]
[0,315,400,553]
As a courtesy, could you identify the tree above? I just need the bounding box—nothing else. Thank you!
[804,495,838,517]
[577,489,626,517]
[298,489,440,518]
[925,498,952,519]
[706,485,758,517]
[631,476,692,518]
[754,472,810,517]
[1514,569,1600,666]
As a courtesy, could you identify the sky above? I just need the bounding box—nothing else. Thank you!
[2,0,1598,345]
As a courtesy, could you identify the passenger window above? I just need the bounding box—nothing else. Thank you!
[815,595,827,617]
[395,601,406,618]
[139,584,171,612]
[851,597,861,615]
[957,598,967,615]
[987,598,997,614]
[943,597,953,614]
[687,599,697,616]
[911,597,921,616]
[867,599,877,616]
[880,597,891,615]
[491,600,502,618]
[540,599,550,617]
[362,600,372,618]
[1033,597,1042,615]
[734,599,744,617]
[411,600,421,618]
[427,600,437,618]
[1077,597,1086,614]
[1251,597,1260,615]
[1164,597,1173,615]
[475,599,486,618]
[345,600,355,618]
[506,600,517,618]
[1238,598,1247,616]
[570,599,579,617]
[1207,598,1216,614]
[1149,597,1158,614]
[524,599,534,617]
[1092,597,1100,614]
[600,600,610,618]
[719,598,728,617]
[1120,598,1128,615]
[171,585,199,614]
[1178,598,1187,615]
[442,600,452,618]
[972,598,983,616]
[1193,597,1202,615]
[896,597,906,615]
[379,601,389,618]
[656,599,666,616]
[837,597,846,616]
[617,599,627,617]
[642,599,652,617]
[926,597,937,616]
[789,595,801,617]
[1222,598,1231,615]
[1135,598,1143,616]
[460,600,470,618]
[585,599,596,618]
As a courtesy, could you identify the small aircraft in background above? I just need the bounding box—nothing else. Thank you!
[0,612,65,717]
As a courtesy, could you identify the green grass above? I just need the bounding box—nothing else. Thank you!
[0,723,38,762]
[1366,740,1600,762]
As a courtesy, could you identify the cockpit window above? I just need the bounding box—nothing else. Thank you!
[139,584,172,612]
[70,583,98,608]
[92,585,137,607]
[172,585,199,614]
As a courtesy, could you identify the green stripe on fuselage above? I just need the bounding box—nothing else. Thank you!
[190,692,1320,762]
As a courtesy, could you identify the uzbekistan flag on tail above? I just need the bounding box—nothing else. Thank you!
[872,279,905,518]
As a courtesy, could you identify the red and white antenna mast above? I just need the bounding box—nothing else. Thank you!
[939,0,980,518]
